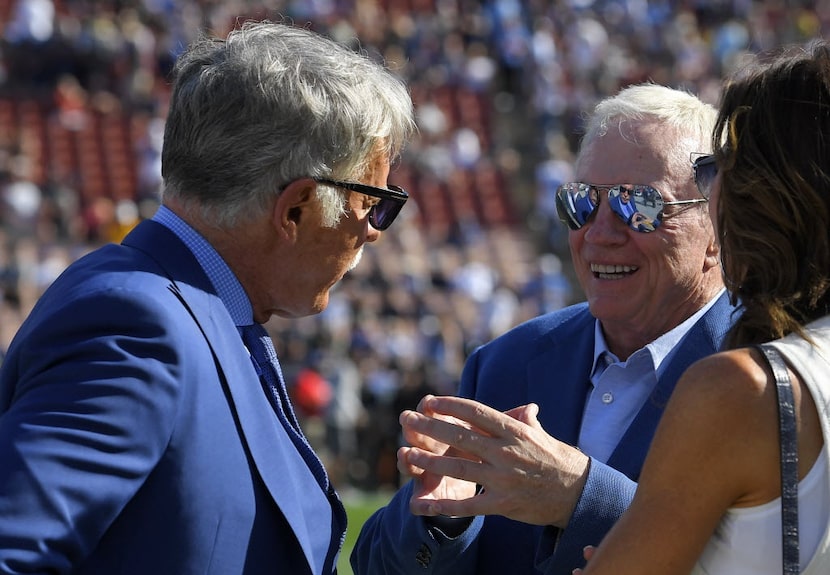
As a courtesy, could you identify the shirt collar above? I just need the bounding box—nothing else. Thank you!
[152,205,255,326]
[591,288,726,376]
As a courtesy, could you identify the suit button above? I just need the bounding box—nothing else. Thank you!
[415,543,432,568]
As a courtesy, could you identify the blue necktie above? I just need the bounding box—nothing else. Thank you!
[239,323,330,492]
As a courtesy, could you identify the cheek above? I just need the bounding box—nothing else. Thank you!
[662,230,710,278]
[567,229,583,254]
[567,233,584,266]
[332,227,365,270]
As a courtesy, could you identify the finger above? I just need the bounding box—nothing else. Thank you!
[400,412,450,453]
[422,395,528,438]
[418,396,483,425]
[583,545,596,561]
[410,497,460,516]
[410,494,446,516]
[397,446,425,477]
[404,406,474,429]
[415,394,438,415]
[402,408,476,452]
[398,445,480,477]
[400,410,493,459]
[410,488,489,518]
[405,446,483,484]
[409,406,477,430]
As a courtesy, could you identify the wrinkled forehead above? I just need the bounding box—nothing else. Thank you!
[576,120,699,200]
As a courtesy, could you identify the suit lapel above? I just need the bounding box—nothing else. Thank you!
[527,309,596,445]
[201,309,336,575]
[607,292,736,479]
[122,220,338,575]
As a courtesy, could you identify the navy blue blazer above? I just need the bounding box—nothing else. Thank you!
[352,294,736,575]
[0,220,346,574]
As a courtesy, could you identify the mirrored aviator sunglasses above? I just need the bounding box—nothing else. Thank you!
[314,178,409,231]
[555,182,707,233]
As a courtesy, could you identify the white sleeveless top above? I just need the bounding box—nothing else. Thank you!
[692,316,830,575]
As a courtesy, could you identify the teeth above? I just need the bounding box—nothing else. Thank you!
[591,264,638,275]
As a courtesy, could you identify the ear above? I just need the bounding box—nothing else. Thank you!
[703,232,721,273]
[273,178,316,241]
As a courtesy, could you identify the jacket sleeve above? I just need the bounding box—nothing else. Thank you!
[350,481,484,575]
[535,458,637,574]
[0,288,183,574]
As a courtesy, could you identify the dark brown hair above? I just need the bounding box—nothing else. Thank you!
[713,40,830,348]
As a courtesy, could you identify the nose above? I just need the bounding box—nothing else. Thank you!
[582,198,628,244]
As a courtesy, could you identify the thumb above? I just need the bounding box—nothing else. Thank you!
[513,403,542,428]
[505,403,541,426]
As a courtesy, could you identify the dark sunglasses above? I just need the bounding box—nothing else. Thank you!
[555,182,707,233]
[314,178,408,231]
[692,154,718,200]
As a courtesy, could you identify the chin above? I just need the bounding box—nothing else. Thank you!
[310,292,330,315]
[273,293,329,319]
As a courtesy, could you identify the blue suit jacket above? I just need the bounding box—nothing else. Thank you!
[0,220,346,574]
[352,294,736,575]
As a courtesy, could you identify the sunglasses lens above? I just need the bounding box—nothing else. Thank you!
[608,186,663,232]
[556,183,664,233]
[370,199,404,230]
[556,183,599,230]
[694,156,717,199]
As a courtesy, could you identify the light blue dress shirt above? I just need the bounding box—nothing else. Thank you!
[578,290,725,462]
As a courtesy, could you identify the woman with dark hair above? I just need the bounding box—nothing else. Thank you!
[579,40,830,575]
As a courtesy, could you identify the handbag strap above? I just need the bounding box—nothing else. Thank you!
[756,343,800,574]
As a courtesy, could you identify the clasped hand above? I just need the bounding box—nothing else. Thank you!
[397,395,590,528]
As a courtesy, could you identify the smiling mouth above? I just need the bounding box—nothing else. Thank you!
[591,263,639,279]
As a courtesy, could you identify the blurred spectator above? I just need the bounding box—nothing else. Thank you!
[1,157,41,237]
[0,0,828,492]
[5,0,54,44]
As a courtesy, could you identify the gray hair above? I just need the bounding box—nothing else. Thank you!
[577,83,717,187]
[161,20,416,227]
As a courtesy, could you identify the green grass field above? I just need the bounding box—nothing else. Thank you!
[338,490,395,575]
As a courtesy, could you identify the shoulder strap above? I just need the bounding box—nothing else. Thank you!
[756,343,800,574]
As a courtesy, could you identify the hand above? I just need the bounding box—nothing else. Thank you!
[398,398,538,516]
[398,401,479,515]
[398,395,590,527]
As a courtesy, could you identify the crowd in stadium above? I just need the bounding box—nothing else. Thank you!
[0,0,827,489]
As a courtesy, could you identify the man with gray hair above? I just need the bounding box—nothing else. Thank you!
[0,20,414,575]
[353,83,734,575]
